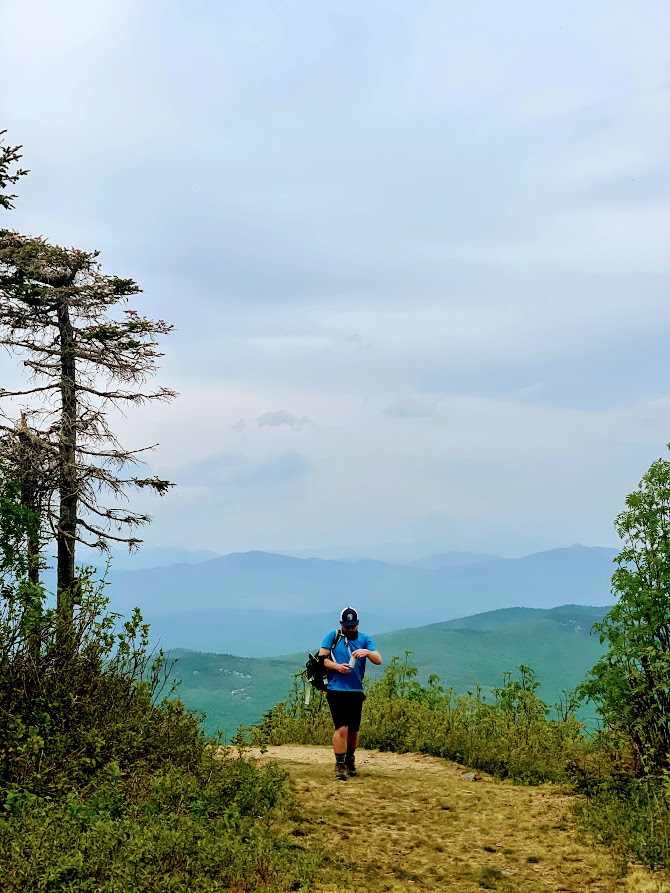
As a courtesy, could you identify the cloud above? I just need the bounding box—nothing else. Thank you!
[230,452,309,488]
[232,419,246,432]
[384,396,442,419]
[174,451,309,490]
[257,411,310,431]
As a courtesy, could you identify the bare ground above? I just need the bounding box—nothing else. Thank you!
[248,745,670,893]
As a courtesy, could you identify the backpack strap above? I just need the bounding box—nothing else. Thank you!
[330,629,343,659]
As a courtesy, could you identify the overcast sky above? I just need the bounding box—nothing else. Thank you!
[2,0,670,560]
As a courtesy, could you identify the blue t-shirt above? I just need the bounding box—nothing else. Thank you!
[321,629,377,692]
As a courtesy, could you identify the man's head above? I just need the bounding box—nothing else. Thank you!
[339,606,359,638]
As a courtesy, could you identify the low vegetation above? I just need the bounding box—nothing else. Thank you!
[0,478,317,892]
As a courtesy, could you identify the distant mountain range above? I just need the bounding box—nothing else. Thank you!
[410,551,500,569]
[102,544,618,656]
[84,546,223,572]
[173,603,611,738]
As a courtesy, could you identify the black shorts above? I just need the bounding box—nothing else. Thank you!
[326,690,366,732]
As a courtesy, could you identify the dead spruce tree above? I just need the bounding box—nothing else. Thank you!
[0,134,175,631]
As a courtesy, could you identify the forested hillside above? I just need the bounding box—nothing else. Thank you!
[175,603,609,736]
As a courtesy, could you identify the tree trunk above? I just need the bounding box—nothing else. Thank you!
[56,295,77,630]
[21,492,40,589]
[16,427,41,589]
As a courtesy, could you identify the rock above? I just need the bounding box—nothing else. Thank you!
[460,771,478,781]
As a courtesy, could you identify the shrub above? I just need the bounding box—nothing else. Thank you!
[0,754,317,892]
[574,773,670,873]
[0,477,317,890]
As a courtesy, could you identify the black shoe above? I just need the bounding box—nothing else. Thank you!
[334,763,348,781]
[345,758,357,777]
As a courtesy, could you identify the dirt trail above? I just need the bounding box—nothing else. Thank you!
[250,745,669,893]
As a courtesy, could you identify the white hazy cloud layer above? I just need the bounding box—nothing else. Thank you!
[2,0,670,557]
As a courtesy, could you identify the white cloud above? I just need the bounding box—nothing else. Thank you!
[257,411,310,431]
[384,396,442,419]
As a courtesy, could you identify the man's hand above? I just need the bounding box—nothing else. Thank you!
[324,657,350,673]
[352,648,370,659]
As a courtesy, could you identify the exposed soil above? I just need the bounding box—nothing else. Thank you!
[248,745,669,893]
[250,744,450,772]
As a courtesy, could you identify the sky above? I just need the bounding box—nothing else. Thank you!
[1,0,670,560]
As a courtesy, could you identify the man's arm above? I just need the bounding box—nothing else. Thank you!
[318,646,350,674]
[352,647,382,665]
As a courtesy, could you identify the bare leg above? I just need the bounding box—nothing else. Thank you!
[333,726,348,754]
[347,730,359,752]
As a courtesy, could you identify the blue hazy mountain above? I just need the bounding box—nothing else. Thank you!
[410,551,499,569]
[103,544,618,656]
[92,547,222,572]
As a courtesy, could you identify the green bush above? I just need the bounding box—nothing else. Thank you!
[0,580,318,891]
[0,476,318,891]
[574,772,670,873]
[0,754,317,892]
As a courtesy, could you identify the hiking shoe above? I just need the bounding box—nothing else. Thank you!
[334,763,348,781]
[345,758,357,777]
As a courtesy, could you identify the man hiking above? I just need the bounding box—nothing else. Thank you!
[318,607,382,780]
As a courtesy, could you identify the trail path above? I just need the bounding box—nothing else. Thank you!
[251,745,668,893]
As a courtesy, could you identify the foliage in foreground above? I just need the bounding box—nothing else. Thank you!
[0,481,315,892]
[0,136,315,890]
[570,449,670,875]
[1,755,316,892]
[580,451,670,774]
[0,596,314,890]
[574,772,670,874]
[0,586,316,891]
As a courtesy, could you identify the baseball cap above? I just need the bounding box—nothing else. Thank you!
[340,607,359,626]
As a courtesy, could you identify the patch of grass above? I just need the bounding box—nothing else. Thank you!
[478,866,503,889]
[392,867,419,881]
[253,747,654,892]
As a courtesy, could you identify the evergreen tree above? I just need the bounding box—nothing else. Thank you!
[0,133,175,628]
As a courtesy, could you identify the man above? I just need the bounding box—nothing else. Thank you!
[318,607,382,781]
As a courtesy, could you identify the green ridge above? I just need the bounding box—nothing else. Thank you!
[173,604,611,737]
